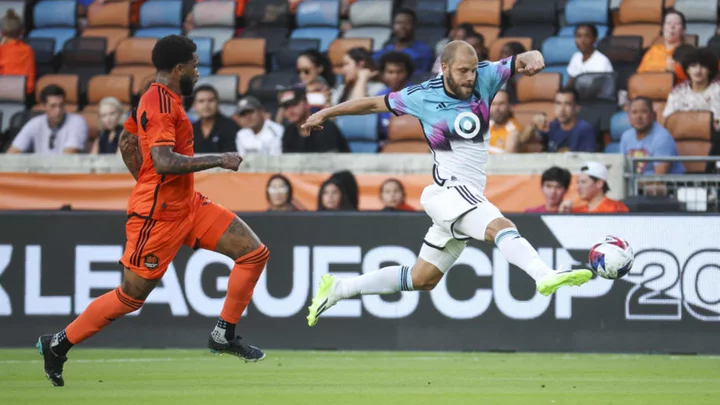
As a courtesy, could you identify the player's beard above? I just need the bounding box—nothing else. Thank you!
[179,75,195,96]
[446,73,473,100]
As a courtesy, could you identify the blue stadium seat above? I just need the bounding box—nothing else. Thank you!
[336,115,378,153]
[188,36,214,77]
[610,111,630,142]
[138,1,182,28]
[290,28,339,52]
[604,142,620,153]
[446,0,463,13]
[542,66,570,86]
[541,37,577,65]
[30,0,76,54]
[559,25,609,39]
[134,28,183,38]
[565,0,609,26]
[296,0,339,27]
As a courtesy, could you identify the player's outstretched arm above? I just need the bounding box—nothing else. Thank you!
[514,50,545,77]
[150,146,242,174]
[300,96,389,136]
[118,129,143,181]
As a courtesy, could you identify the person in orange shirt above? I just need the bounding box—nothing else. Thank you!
[488,90,522,153]
[560,162,629,214]
[0,9,36,94]
[37,35,269,387]
[637,9,686,74]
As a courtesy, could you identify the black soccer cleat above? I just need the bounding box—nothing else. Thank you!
[207,336,266,363]
[36,334,67,387]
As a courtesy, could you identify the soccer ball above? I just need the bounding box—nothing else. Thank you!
[589,236,634,280]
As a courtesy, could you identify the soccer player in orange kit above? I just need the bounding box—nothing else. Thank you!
[37,36,269,387]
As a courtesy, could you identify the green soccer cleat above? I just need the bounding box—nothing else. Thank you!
[536,269,593,296]
[307,274,337,327]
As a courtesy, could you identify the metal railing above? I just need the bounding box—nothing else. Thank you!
[626,156,720,212]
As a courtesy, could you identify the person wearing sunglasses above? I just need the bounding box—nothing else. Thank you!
[8,84,88,154]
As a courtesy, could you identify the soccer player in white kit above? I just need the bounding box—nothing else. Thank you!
[301,41,593,326]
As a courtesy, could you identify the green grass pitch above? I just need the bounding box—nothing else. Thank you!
[1,349,719,405]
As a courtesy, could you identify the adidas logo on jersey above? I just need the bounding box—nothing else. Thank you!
[436,102,447,110]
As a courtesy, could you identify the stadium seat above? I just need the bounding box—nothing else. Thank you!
[26,37,56,77]
[652,101,666,122]
[0,1,24,20]
[242,27,289,56]
[328,38,373,74]
[674,0,718,45]
[343,0,392,52]
[243,0,289,54]
[564,0,609,27]
[195,75,239,117]
[384,115,429,153]
[542,66,569,86]
[82,1,131,54]
[573,72,617,102]
[415,0,447,27]
[0,75,26,132]
[506,1,557,48]
[1,110,44,152]
[628,73,674,101]
[558,25,609,39]
[455,0,501,47]
[135,1,182,38]
[188,36,214,77]
[604,142,620,153]
[85,75,133,113]
[665,111,713,172]
[415,26,447,51]
[488,37,532,60]
[579,100,617,133]
[246,72,299,112]
[217,38,266,95]
[597,35,643,90]
[272,39,322,72]
[541,36,576,66]
[610,111,631,143]
[446,0,462,13]
[29,0,77,54]
[336,115,379,153]
[58,37,107,96]
[34,74,79,112]
[291,0,340,52]
[110,38,158,95]
[615,0,663,48]
[513,73,561,119]
[186,2,235,54]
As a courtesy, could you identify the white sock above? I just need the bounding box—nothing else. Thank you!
[495,228,553,281]
[333,265,413,301]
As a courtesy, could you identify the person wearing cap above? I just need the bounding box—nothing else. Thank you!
[191,84,239,153]
[234,96,284,156]
[560,162,629,213]
[279,87,350,153]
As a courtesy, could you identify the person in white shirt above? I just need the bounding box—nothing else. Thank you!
[8,84,88,154]
[234,96,284,156]
[566,24,613,87]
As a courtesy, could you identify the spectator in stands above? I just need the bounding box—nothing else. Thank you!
[0,9,35,95]
[380,178,415,211]
[191,85,239,153]
[664,48,720,130]
[7,85,87,154]
[489,90,522,153]
[373,8,433,72]
[279,86,350,153]
[376,52,414,141]
[330,170,359,210]
[317,177,356,211]
[622,97,686,175]
[332,48,384,105]
[566,24,613,87]
[235,96,284,156]
[560,162,629,213]
[499,41,527,103]
[637,9,686,73]
[464,32,487,61]
[525,88,597,152]
[525,166,572,213]
[266,174,301,212]
[671,44,696,83]
[432,25,486,74]
[90,97,125,154]
[296,50,335,112]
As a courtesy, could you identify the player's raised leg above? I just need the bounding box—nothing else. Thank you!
[191,200,268,362]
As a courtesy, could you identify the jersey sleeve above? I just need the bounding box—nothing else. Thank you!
[142,99,177,147]
[477,56,515,99]
[384,84,425,118]
[123,108,139,134]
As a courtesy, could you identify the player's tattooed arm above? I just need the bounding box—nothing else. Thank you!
[150,146,242,174]
[119,129,143,181]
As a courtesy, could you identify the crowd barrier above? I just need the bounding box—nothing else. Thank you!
[1,211,718,353]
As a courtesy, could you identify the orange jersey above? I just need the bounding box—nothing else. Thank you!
[0,39,36,94]
[572,197,629,214]
[127,83,195,221]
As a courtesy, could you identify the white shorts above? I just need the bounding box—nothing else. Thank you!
[418,183,504,273]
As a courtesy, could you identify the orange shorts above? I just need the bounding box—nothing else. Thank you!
[120,192,235,279]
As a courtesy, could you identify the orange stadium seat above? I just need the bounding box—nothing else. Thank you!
[383,115,429,153]
[489,37,532,61]
[513,73,561,119]
[627,72,674,101]
[615,0,663,48]
[82,1,131,54]
[665,111,713,172]
[652,101,666,122]
[84,75,133,113]
[110,38,157,95]
[33,74,79,112]
[455,0,502,46]
[328,38,373,75]
[217,38,266,95]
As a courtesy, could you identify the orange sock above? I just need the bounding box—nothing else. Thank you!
[220,244,269,324]
[65,287,144,345]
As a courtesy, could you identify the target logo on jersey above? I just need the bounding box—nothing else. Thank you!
[589,236,635,280]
